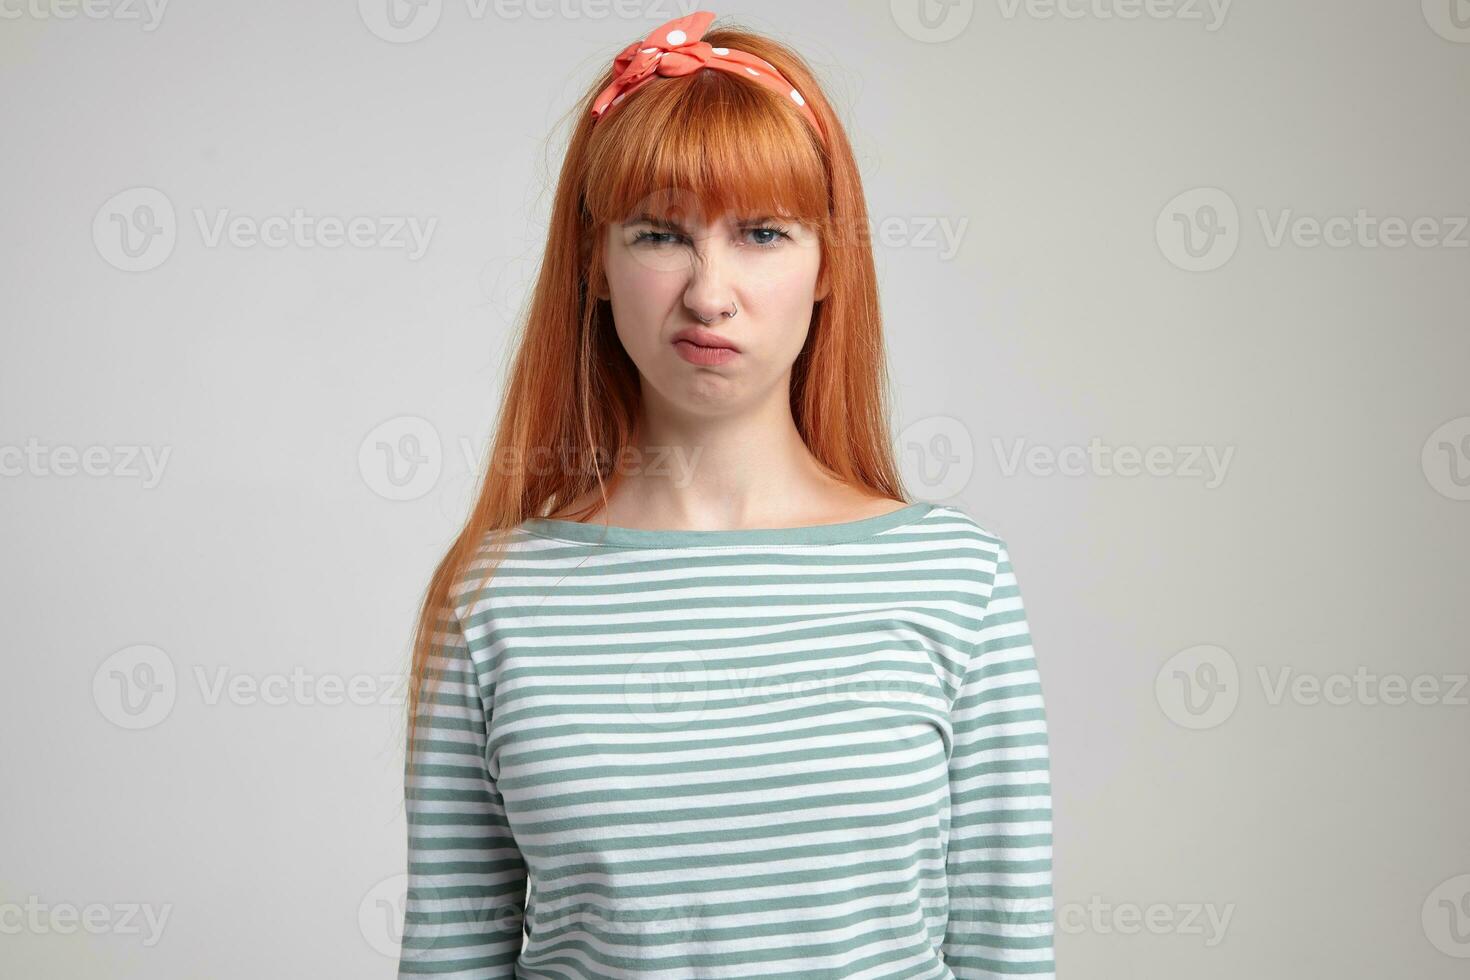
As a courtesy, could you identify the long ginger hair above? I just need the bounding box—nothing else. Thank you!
[403,16,906,777]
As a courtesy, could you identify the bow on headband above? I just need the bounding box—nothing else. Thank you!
[590,10,826,148]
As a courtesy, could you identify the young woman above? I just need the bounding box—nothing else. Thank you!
[398,11,1054,979]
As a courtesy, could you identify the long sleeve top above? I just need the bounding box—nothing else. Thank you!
[398,501,1054,979]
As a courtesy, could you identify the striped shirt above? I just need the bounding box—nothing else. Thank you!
[400,502,1054,979]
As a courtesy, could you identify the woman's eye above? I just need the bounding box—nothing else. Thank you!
[630,226,793,248]
[632,230,683,247]
[746,226,792,248]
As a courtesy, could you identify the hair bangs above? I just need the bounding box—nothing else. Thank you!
[581,68,830,234]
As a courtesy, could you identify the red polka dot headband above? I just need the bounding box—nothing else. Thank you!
[590,10,827,149]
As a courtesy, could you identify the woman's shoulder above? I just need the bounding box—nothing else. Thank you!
[444,521,544,613]
[914,504,1026,631]
[918,501,1010,552]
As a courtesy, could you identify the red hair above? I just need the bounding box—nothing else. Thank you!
[404,17,906,774]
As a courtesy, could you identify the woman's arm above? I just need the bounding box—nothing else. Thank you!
[943,540,1056,978]
[399,608,528,978]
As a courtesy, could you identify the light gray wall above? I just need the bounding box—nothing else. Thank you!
[2,1,1467,977]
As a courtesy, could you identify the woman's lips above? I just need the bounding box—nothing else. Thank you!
[671,328,740,366]
[673,338,739,366]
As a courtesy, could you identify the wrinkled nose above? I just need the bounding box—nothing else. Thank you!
[682,245,736,324]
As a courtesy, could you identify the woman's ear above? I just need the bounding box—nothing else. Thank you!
[813,260,831,302]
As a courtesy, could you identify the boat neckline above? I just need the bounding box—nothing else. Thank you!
[518,501,938,548]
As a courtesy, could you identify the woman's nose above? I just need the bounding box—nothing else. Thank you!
[682,241,736,321]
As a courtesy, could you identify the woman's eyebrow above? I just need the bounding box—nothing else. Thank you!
[624,213,687,231]
[624,213,792,230]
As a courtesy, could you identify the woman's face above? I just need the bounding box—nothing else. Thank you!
[600,205,829,416]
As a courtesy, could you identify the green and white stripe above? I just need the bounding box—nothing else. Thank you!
[400,502,1054,979]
